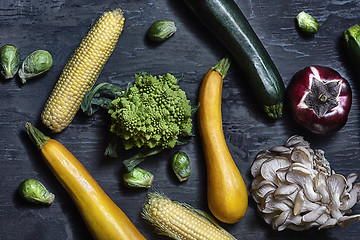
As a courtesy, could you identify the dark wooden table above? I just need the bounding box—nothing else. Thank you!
[1,0,359,239]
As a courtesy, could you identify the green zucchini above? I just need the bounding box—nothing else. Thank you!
[183,0,285,119]
[344,24,360,79]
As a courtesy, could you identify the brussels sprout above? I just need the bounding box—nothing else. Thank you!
[18,50,53,84]
[123,167,154,188]
[0,44,20,79]
[171,151,191,182]
[147,20,177,42]
[296,11,319,35]
[18,179,55,205]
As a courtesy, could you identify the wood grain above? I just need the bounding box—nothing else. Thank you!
[0,0,359,239]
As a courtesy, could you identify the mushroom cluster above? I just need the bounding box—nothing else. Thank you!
[250,135,360,231]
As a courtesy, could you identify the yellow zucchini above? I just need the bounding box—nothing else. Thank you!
[198,58,248,224]
[25,122,146,240]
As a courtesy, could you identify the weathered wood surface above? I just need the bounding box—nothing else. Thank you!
[0,0,359,239]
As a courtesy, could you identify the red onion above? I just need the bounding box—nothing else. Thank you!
[286,66,352,135]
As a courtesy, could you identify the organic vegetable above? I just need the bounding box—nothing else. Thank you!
[18,50,52,84]
[286,66,352,135]
[296,11,319,34]
[18,178,55,205]
[198,58,248,224]
[81,72,197,170]
[171,151,191,182]
[147,20,177,42]
[344,24,360,78]
[183,0,285,119]
[250,135,360,231]
[0,44,20,79]
[41,8,125,133]
[25,122,146,240]
[108,72,193,150]
[123,167,154,188]
[142,192,237,240]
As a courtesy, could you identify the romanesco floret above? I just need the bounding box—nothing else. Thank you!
[108,72,193,150]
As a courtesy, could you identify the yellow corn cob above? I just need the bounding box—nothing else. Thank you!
[142,192,237,240]
[41,8,125,132]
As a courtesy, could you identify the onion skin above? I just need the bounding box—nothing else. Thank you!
[286,66,352,135]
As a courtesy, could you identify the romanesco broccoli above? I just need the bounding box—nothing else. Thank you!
[108,72,193,150]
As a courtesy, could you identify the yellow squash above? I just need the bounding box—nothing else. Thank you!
[25,122,146,240]
[198,58,248,224]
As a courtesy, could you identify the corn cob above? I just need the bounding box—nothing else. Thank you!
[142,192,237,240]
[41,8,125,132]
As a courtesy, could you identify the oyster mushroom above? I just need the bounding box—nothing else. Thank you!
[272,209,291,229]
[301,206,328,223]
[286,166,321,202]
[315,213,330,226]
[260,193,293,214]
[269,146,292,155]
[269,146,293,159]
[285,135,310,148]
[260,157,292,183]
[250,135,360,231]
[251,175,265,188]
[251,154,272,177]
[293,189,322,215]
[327,174,347,219]
[338,215,360,228]
[275,167,289,184]
[273,183,299,201]
[340,182,360,211]
[250,180,277,203]
[293,189,305,215]
[314,172,330,203]
[290,146,314,170]
[313,149,331,175]
[319,217,338,229]
[346,173,358,191]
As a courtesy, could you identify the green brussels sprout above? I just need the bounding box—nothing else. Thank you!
[18,50,53,84]
[0,44,20,79]
[18,179,55,205]
[147,20,177,42]
[171,151,191,182]
[123,167,154,188]
[296,11,319,35]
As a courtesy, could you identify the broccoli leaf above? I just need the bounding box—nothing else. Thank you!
[104,135,123,158]
[123,147,164,172]
[191,102,200,115]
[81,82,123,116]
[176,135,193,145]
